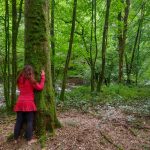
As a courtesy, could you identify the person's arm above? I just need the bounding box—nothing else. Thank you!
[33,70,45,90]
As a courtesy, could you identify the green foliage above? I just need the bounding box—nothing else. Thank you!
[57,84,150,111]
[0,0,149,85]
[0,106,8,116]
[0,0,149,116]
[0,105,15,116]
[7,133,14,142]
[57,86,91,111]
[39,135,46,148]
[103,84,150,101]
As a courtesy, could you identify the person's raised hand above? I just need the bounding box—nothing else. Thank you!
[41,70,45,76]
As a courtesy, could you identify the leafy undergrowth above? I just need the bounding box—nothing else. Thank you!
[57,85,150,116]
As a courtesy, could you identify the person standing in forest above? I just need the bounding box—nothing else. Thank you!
[13,65,45,145]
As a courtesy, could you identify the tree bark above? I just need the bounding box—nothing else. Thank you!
[118,0,130,83]
[24,0,60,145]
[11,0,23,110]
[60,0,77,101]
[127,3,144,84]
[4,0,11,110]
[93,0,98,69]
[135,29,142,85]
[50,0,55,88]
[118,11,123,83]
[89,0,95,92]
[97,0,111,92]
[11,0,17,110]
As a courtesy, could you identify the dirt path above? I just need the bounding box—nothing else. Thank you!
[0,108,150,150]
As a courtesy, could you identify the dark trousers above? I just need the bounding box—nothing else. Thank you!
[14,112,34,141]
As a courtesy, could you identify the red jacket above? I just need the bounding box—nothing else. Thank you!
[14,74,45,112]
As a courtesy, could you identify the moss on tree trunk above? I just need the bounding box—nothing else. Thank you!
[24,0,60,145]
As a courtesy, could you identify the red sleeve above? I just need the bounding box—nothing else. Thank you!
[33,74,45,90]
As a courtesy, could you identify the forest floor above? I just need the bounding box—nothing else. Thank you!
[0,101,150,150]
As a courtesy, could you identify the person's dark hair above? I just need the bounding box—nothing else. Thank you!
[17,65,36,85]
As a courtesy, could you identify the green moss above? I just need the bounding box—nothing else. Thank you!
[54,117,62,128]
[24,0,60,146]
[39,135,46,148]
[7,133,14,141]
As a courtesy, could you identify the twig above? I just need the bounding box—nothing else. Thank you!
[113,122,137,136]
[99,130,124,150]
[112,121,150,132]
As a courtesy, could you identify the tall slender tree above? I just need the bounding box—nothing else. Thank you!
[93,0,98,72]
[126,3,145,84]
[4,0,11,110]
[89,0,94,92]
[11,0,23,109]
[11,0,17,109]
[135,29,142,85]
[24,0,60,145]
[60,0,77,101]
[76,0,98,92]
[97,0,111,92]
[118,0,130,83]
[50,0,55,88]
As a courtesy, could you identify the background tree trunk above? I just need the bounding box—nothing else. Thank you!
[118,11,123,83]
[135,29,142,85]
[24,0,60,145]
[97,0,111,92]
[11,0,17,110]
[93,0,98,74]
[118,0,130,83]
[4,0,11,110]
[89,0,94,92]
[127,3,144,84]
[11,0,23,110]
[60,0,77,101]
[50,0,55,88]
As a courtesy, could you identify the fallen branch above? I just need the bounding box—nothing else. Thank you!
[113,122,137,136]
[130,124,150,130]
[99,130,124,150]
[112,120,150,132]
[123,124,137,136]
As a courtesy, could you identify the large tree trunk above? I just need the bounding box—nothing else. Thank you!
[24,0,60,145]
[118,0,130,83]
[97,0,111,92]
[60,0,77,101]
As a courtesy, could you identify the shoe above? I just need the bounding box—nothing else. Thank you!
[27,138,37,145]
